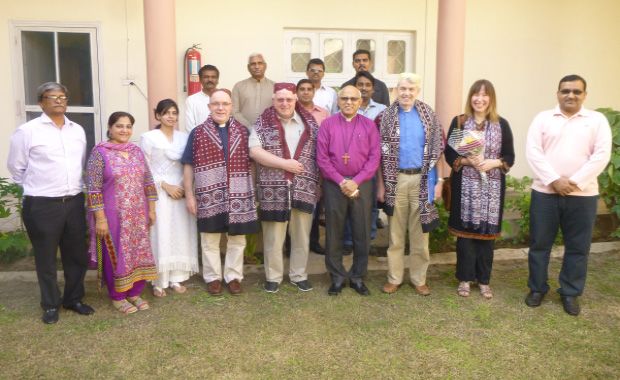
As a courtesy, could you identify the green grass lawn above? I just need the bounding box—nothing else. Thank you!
[1,252,619,380]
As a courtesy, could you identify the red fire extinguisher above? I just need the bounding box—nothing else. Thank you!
[184,44,201,95]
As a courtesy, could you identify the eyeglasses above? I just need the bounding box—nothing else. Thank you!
[44,95,68,101]
[339,97,360,103]
[275,98,295,104]
[308,68,324,73]
[559,89,584,95]
[210,102,232,108]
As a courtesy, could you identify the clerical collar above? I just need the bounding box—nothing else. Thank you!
[218,123,226,128]
[343,114,356,122]
[399,105,413,113]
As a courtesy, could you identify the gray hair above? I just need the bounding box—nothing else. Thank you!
[248,53,265,62]
[338,87,362,98]
[36,82,68,102]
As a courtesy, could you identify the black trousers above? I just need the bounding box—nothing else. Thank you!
[527,191,598,296]
[309,199,322,247]
[22,193,89,310]
[455,237,495,285]
[323,180,373,284]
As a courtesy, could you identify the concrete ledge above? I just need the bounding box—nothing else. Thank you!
[2,241,618,282]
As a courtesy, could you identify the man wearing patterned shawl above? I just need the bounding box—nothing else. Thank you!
[376,73,445,296]
[249,83,321,294]
[182,89,259,296]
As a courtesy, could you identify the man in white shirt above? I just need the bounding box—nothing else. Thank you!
[525,74,612,316]
[185,64,219,132]
[7,82,95,324]
[306,58,338,115]
[249,83,321,294]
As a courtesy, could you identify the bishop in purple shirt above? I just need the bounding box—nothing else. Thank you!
[316,85,380,296]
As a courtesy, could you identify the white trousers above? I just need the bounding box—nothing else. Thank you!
[201,232,246,283]
[262,208,312,283]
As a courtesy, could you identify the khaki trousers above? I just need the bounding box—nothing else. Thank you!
[201,232,246,283]
[262,208,312,283]
[386,173,430,286]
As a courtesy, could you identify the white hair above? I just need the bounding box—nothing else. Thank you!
[248,53,264,62]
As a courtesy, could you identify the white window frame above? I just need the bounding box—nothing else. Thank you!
[9,21,105,141]
[284,29,415,88]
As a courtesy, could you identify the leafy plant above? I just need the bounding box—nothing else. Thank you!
[0,178,32,263]
[596,107,620,237]
[429,201,455,252]
[503,175,533,244]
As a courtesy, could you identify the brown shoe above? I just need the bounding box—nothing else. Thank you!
[411,282,431,296]
[382,283,400,294]
[207,280,222,296]
[227,279,243,295]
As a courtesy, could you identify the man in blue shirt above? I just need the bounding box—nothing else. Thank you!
[376,73,445,295]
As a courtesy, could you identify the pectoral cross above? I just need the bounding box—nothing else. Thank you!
[342,153,350,165]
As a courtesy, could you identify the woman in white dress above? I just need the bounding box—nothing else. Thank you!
[140,99,198,297]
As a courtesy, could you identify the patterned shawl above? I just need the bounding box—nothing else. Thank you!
[253,103,320,222]
[377,99,445,233]
[193,116,259,235]
[458,118,503,236]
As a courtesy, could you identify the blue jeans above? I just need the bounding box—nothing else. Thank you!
[527,190,598,297]
[344,174,378,245]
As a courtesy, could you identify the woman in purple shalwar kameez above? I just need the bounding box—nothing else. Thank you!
[86,112,158,314]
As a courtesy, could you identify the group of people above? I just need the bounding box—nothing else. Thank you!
[7,48,611,323]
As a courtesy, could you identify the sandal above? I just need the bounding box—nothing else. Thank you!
[128,296,149,310]
[113,299,138,314]
[153,287,167,298]
[479,284,493,299]
[170,283,187,294]
[457,282,470,297]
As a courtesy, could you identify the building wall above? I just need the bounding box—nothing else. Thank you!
[1,0,149,179]
[463,0,620,177]
[1,0,618,180]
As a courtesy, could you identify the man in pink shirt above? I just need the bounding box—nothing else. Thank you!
[525,75,611,316]
[317,85,381,296]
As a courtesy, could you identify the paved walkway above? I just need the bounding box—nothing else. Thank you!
[2,241,618,282]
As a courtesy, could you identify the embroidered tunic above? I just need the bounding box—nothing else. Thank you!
[86,142,158,292]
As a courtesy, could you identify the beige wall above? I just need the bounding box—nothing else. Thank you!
[463,0,620,177]
[1,0,619,181]
[0,0,149,179]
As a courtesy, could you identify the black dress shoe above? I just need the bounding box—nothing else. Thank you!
[42,308,59,324]
[64,302,95,315]
[561,296,581,316]
[350,282,370,296]
[328,283,345,296]
[343,244,353,256]
[525,291,545,307]
[310,243,326,255]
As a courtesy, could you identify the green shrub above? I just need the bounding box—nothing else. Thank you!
[596,107,620,237]
[0,178,32,263]
[429,201,456,252]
